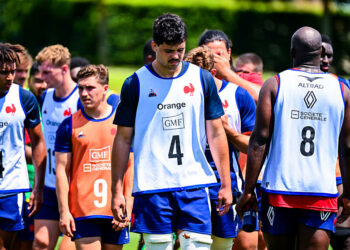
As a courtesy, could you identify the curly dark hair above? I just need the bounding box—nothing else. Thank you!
[0,43,21,65]
[153,13,187,45]
[198,29,232,52]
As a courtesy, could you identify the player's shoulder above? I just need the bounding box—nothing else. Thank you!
[19,87,38,107]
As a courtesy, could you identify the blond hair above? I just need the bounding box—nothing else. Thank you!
[77,64,109,85]
[36,44,70,67]
[184,46,214,71]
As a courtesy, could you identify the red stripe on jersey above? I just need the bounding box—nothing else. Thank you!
[268,193,337,212]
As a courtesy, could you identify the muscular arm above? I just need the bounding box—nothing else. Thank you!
[26,124,46,217]
[111,126,134,222]
[236,76,277,217]
[55,152,75,237]
[206,118,232,215]
[221,115,250,153]
[338,84,350,223]
[214,53,261,102]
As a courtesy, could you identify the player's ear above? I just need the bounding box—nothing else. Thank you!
[61,64,69,75]
[211,68,217,77]
[151,41,158,53]
[104,84,108,92]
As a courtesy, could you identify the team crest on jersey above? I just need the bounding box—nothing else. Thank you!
[148,89,157,97]
[184,83,195,96]
[64,107,71,116]
[78,131,85,138]
[5,104,16,115]
[222,100,229,110]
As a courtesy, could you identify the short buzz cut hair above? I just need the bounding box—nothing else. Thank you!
[153,13,187,45]
[184,46,214,71]
[235,53,263,73]
[321,34,332,46]
[0,43,21,66]
[76,64,109,85]
[36,44,71,67]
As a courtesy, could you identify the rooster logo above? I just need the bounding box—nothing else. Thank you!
[63,108,71,116]
[184,83,195,96]
[222,100,229,110]
[5,104,16,115]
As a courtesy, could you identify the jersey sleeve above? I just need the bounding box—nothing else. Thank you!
[235,87,256,133]
[113,74,139,127]
[55,116,72,153]
[201,69,224,120]
[20,88,41,128]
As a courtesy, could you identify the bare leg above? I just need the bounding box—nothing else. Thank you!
[33,219,60,250]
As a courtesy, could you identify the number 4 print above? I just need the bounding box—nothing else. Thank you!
[168,135,184,165]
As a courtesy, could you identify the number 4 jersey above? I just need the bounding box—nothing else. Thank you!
[115,61,224,195]
[262,69,344,197]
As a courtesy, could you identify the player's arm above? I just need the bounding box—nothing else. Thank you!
[113,151,134,231]
[206,118,232,215]
[55,151,75,237]
[338,83,350,223]
[235,76,277,219]
[221,117,250,153]
[111,126,134,223]
[213,53,261,102]
[26,123,46,217]
[22,89,47,217]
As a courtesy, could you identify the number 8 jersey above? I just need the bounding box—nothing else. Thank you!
[262,69,344,197]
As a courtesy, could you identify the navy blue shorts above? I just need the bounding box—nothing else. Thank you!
[210,199,238,238]
[261,192,336,234]
[0,193,24,231]
[18,197,34,240]
[34,187,59,220]
[73,218,129,245]
[131,188,212,235]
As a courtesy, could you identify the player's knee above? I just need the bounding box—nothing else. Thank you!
[143,233,173,250]
[179,231,212,250]
[32,238,49,250]
[211,235,233,250]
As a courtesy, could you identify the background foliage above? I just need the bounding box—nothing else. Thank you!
[1,0,350,73]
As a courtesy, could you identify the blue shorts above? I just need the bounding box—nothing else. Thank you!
[131,188,212,235]
[0,193,24,231]
[261,192,336,234]
[210,199,238,238]
[34,187,59,220]
[73,218,129,245]
[18,197,34,240]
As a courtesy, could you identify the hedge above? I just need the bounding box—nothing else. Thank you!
[1,0,349,73]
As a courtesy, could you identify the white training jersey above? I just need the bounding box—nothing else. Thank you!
[262,69,344,197]
[218,82,243,193]
[42,87,79,189]
[132,64,217,194]
[0,84,30,193]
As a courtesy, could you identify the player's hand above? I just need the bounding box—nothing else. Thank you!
[213,53,232,79]
[235,191,258,220]
[111,193,128,223]
[28,187,43,217]
[337,195,350,224]
[59,211,76,237]
[217,185,233,216]
[112,218,129,231]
